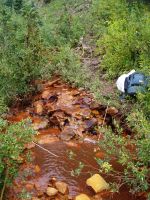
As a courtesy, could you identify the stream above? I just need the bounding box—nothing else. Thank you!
[7,77,146,200]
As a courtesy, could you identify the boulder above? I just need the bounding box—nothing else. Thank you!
[46,187,58,197]
[55,181,69,194]
[75,194,91,200]
[86,174,109,193]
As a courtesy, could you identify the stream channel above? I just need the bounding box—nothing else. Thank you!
[7,77,146,200]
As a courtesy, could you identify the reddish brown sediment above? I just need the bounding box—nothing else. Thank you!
[6,77,146,200]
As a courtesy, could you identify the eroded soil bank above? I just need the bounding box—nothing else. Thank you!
[7,77,146,200]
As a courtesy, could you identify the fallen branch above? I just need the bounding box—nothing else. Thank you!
[46,78,60,87]
[98,102,110,141]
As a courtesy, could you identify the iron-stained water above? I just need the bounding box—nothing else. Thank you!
[33,140,145,200]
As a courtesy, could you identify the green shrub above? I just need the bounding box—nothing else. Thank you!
[39,0,86,47]
[95,0,150,78]
[0,1,46,113]
[136,90,150,118]
[51,45,87,87]
[97,120,150,194]
[0,118,35,199]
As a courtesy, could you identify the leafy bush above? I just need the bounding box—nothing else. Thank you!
[136,91,150,118]
[97,120,150,194]
[39,0,86,47]
[51,45,87,86]
[0,1,46,113]
[94,0,150,78]
[0,118,35,199]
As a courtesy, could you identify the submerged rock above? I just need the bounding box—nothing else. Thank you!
[93,194,103,200]
[55,181,69,194]
[46,187,58,196]
[33,119,49,130]
[25,183,34,191]
[59,127,75,141]
[86,174,109,193]
[75,194,91,200]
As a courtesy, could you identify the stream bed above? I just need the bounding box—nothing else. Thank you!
[31,139,145,200]
[7,77,146,200]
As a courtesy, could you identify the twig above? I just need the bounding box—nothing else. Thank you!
[32,141,59,158]
[0,167,8,200]
[45,78,60,87]
[102,103,110,126]
[98,102,110,140]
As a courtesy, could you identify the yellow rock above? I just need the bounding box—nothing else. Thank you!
[75,194,91,200]
[86,174,109,193]
[55,181,69,194]
[46,187,58,196]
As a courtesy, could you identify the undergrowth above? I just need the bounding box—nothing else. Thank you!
[0,119,35,199]
[97,121,150,195]
[95,0,150,78]
[0,0,46,114]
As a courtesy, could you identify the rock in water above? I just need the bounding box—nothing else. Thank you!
[59,127,75,141]
[55,181,69,194]
[75,194,91,200]
[33,119,49,130]
[46,187,58,196]
[86,174,109,193]
[34,101,43,115]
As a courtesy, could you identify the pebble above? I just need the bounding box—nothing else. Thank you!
[46,187,58,196]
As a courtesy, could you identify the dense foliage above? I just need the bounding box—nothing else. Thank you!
[0,119,35,199]
[0,0,45,114]
[94,0,150,78]
[97,116,150,194]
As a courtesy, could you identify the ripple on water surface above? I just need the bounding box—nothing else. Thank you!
[33,140,146,200]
